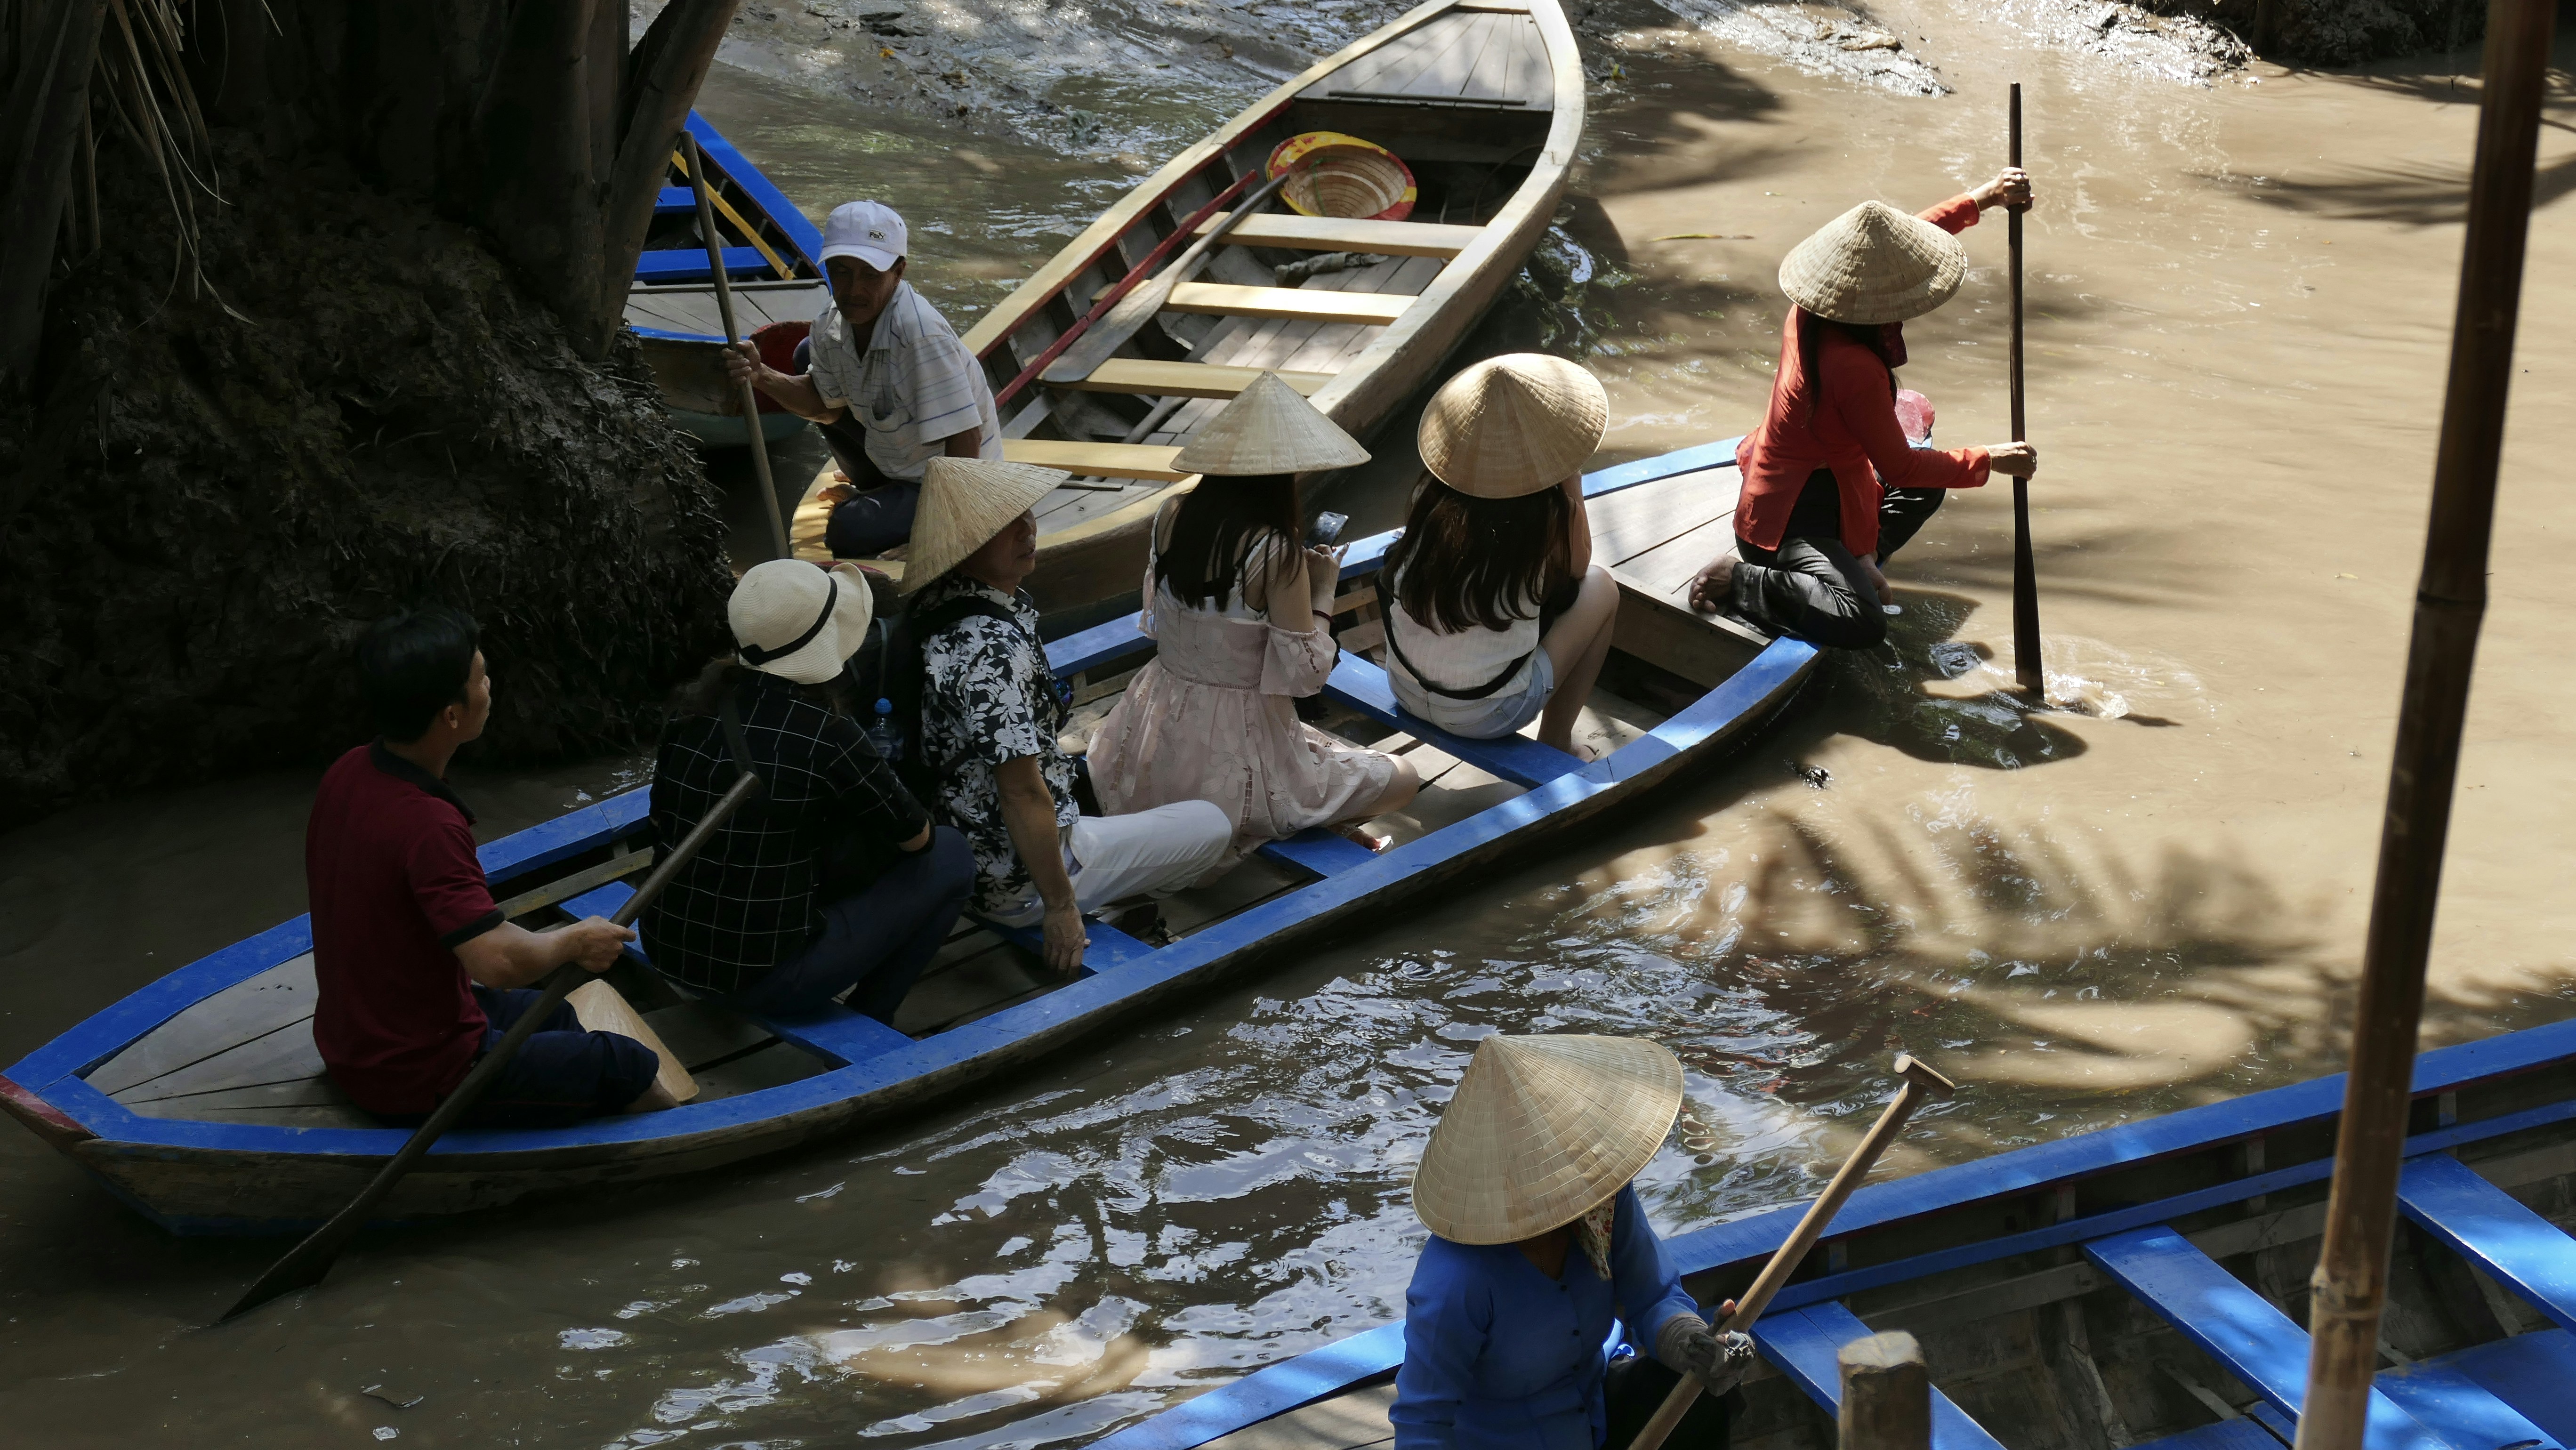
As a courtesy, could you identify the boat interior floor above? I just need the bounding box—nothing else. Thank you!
[85,463,1755,1136]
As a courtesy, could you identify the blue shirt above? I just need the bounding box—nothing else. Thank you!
[1391,1185,1699,1450]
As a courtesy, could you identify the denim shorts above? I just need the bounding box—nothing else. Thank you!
[1389,645,1555,741]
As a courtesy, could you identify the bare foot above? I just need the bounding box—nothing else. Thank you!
[1334,821,1392,853]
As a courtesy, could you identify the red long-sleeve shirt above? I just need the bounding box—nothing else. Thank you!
[1734,194,1993,558]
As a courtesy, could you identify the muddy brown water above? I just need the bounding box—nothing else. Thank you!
[6,6,2576,1443]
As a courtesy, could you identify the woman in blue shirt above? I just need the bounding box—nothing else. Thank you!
[1393,1035,1752,1450]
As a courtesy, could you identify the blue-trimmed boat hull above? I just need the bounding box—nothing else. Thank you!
[1084,1022,2576,1450]
[0,442,1815,1236]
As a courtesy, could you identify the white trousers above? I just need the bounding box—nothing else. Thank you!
[987,800,1234,927]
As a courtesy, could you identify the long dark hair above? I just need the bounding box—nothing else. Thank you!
[1154,473,1300,610]
[667,657,853,722]
[1385,474,1572,634]
[1792,307,1901,421]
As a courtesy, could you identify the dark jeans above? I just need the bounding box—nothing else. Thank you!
[1726,469,1948,650]
[374,985,660,1129]
[729,827,975,1020]
[792,336,923,559]
[1602,1352,1737,1450]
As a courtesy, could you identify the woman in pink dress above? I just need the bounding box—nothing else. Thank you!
[1087,373,1420,865]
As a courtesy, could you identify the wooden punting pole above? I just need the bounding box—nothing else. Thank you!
[2293,3,2557,1445]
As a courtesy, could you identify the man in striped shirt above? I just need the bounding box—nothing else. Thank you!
[724,201,1002,557]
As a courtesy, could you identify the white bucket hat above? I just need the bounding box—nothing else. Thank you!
[1411,1034,1684,1245]
[1172,371,1371,475]
[728,560,874,685]
[899,456,1071,594]
[1417,353,1608,499]
[1778,200,1967,324]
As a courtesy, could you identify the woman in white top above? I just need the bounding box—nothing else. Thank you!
[1381,354,1620,754]
[1089,374,1421,862]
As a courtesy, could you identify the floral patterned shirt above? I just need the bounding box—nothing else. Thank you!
[916,576,1080,914]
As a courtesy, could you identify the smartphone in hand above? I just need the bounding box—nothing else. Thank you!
[1305,511,1350,548]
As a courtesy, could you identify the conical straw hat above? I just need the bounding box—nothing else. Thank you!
[899,456,1071,594]
[1778,200,1967,325]
[1412,1034,1683,1244]
[1417,353,1607,499]
[1172,371,1371,475]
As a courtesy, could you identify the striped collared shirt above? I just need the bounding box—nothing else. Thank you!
[806,282,1001,483]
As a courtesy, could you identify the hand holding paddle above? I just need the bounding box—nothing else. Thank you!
[683,131,795,563]
[1626,1055,1960,1450]
[2004,85,2046,698]
[221,770,765,1323]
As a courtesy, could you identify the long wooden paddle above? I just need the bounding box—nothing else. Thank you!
[1626,1055,1959,1450]
[684,131,794,563]
[2006,83,2045,698]
[1041,161,1307,387]
[221,771,763,1323]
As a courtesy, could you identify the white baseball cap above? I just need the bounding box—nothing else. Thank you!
[820,201,906,272]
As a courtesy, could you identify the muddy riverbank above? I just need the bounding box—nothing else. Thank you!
[3,2,2572,1446]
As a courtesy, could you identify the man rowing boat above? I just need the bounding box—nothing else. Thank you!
[724,201,1003,558]
[1690,170,2042,647]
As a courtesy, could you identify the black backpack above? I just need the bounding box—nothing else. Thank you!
[851,592,1064,805]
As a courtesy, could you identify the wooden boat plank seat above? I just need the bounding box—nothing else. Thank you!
[634,246,773,285]
[1322,654,1581,791]
[2132,1422,2290,1450]
[1191,213,1484,258]
[1157,283,1416,326]
[1748,1300,2009,1450]
[2083,1226,2461,1450]
[2398,1153,2576,1334]
[1003,439,1191,483]
[1257,827,1379,879]
[1056,360,1334,400]
[2373,1353,2572,1450]
[2393,1329,2576,1445]
[1135,257,1445,452]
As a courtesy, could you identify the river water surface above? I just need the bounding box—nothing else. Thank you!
[5,3,2574,1444]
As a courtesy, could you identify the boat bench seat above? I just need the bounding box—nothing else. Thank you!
[635,246,773,284]
[1323,654,1586,791]
[1257,827,1380,879]
[1000,438,1191,482]
[1054,359,1333,400]
[560,880,914,1068]
[2393,1328,2576,1446]
[1191,211,1483,258]
[978,916,1154,973]
[2398,1153,2576,1334]
[1748,1301,2009,1450]
[655,186,700,215]
[2085,1225,2561,1450]
[2131,1420,2284,1450]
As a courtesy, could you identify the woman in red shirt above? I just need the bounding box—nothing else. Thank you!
[1690,170,2041,648]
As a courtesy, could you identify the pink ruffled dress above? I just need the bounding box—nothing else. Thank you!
[1087,534,1399,869]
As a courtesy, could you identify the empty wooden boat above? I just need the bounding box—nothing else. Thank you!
[0,438,1812,1235]
[789,0,1584,611]
[624,112,831,448]
[1083,1023,2576,1450]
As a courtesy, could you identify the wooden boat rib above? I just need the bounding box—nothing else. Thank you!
[790,0,1584,610]
[0,442,1813,1235]
[624,112,832,448]
[1088,1023,2576,1450]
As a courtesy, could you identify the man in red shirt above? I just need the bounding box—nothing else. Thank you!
[307,607,675,1125]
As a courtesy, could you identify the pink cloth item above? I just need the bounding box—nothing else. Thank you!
[1088,556,1399,871]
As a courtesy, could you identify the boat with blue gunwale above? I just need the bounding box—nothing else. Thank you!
[0,437,1812,1236]
[1080,1020,2576,1450]
[624,110,831,448]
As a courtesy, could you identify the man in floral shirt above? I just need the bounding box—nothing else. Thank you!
[907,457,1232,973]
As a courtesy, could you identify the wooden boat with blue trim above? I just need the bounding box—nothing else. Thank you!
[0,439,1805,1236]
[1082,1021,2576,1450]
[789,0,1585,611]
[623,111,830,449]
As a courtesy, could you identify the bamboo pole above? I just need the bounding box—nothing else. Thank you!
[2291,4,2557,1446]
[1839,1332,1931,1450]
[683,130,794,563]
[2006,82,2043,698]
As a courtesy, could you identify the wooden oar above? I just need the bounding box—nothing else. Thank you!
[683,130,793,563]
[1041,161,1307,387]
[1627,1055,1959,1450]
[2006,83,2045,698]
[220,772,763,1323]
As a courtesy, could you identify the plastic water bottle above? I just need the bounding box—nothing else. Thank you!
[864,697,904,763]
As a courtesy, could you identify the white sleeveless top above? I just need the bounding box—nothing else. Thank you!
[1384,564,1540,698]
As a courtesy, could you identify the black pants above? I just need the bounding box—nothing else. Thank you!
[373,986,660,1129]
[1601,1353,1737,1450]
[1725,469,1947,651]
[728,828,975,1020]
[791,335,925,559]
